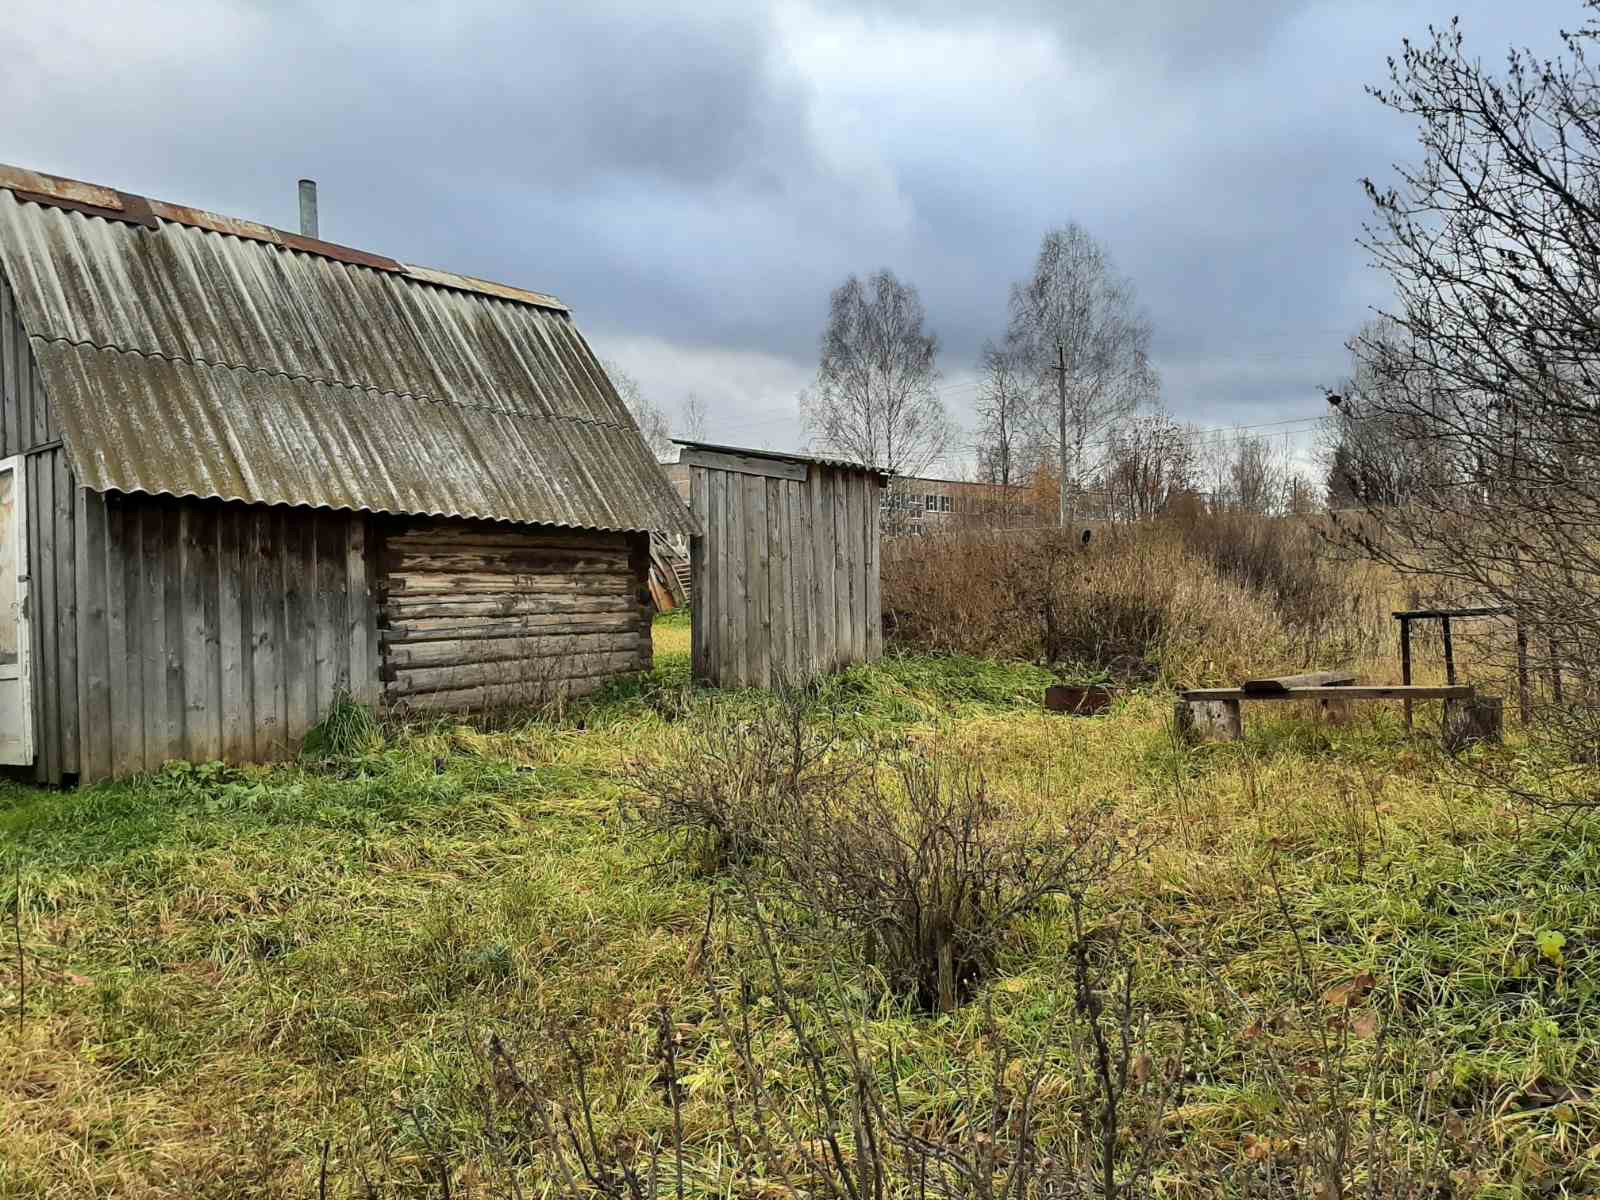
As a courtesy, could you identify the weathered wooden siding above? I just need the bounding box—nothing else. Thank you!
[688,454,882,689]
[1,269,79,783]
[376,519,653,710]
[74,493,377,781]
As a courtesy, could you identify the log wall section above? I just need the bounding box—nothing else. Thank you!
[687,452,883,689]
[376,519,653,710]
[73,493,378,782]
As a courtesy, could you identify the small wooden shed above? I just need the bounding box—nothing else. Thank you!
[0,162,695,784]
[679,441,886,688]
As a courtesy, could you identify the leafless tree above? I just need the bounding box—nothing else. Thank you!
[1102,412,1196,522]
[800,270,952,479]
[679,392,709,443]
[603,358,673,458]
[1007,225,1158,525]
[1204,429,1289,514]
[1336,7,1600,796]
[975,341,1036,489]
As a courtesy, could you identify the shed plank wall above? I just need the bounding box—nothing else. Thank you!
[74,493,376,781]
[377,519,652,710]
[1,270,78,783]
[689,460,882,689]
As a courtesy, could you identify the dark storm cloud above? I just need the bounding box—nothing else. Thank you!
[0,0,1586,465]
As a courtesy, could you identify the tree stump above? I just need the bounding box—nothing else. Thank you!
[1443,696,1503,753]
[1175,699,1242,745]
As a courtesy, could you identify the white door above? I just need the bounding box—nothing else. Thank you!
[0,456,32,765]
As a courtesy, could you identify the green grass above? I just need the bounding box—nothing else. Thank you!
[1,620,1597,1196]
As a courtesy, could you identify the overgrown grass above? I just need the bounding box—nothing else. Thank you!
[0,620,1596,1196]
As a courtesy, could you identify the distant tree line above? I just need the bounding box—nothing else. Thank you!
[801,226,1322,526]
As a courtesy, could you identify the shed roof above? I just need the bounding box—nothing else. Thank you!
[671,439,893,482]
[0,163,695,537]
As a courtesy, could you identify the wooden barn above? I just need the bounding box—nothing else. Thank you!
[0,163,696,785]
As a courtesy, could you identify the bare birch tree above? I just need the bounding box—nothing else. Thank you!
[801,270,951,480]
[679,392,709,442]
[1007,225,1158,524]
[974,341,1036,489]
[603,358,673,458]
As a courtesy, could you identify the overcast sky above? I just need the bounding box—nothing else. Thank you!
[1,0,1583,476]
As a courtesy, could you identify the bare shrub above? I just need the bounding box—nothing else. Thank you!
[631,687,872,873]
[884,523,1299,683]
[762,752,1129,1013]
[323,901,1188,1199]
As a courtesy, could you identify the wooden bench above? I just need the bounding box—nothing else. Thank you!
[1176,671,1500,750]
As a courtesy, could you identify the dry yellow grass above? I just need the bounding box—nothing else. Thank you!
[0,617,1594,1196]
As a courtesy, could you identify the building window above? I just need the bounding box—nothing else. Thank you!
[939,495,952,513]
[925,493,938,510]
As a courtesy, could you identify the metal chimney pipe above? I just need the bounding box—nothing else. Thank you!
[297,179,319,239]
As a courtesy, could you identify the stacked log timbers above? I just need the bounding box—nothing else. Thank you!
[376,519,652,710]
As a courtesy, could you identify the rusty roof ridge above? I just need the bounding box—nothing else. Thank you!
[28,332,642,431]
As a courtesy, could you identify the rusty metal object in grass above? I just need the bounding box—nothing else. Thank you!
[1045,683,1117,715]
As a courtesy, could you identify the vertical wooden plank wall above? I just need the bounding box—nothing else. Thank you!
[688,457,883,689]
[1,271,78,783]
[73,494,377,782]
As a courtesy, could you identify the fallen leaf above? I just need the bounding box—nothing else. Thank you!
[1323,971,1378,1008]
[63,971,94,988]
[1351,1011,1380,1039]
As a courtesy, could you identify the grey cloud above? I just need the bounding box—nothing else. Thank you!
[0,0,1588,474]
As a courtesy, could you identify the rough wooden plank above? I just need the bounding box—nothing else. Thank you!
[383,550,631,575]
[810,465,831,673]
[346,516,375,703]
[74,486,111,782]
[54,454,79,775]
[725,469,748,686]
[383,632,647,670]
[282,513,314,748]
[381,612,643,642]
[678,448,808,482]
[831,471,850,670]
[0,276,13,455]
[387,651,645,697]
[688,466,708,681]
[864,478,882,662]
[383,572,637,595]
[381,594,638,620]
[161,504,185,764]
[249,508,284,758]
[847,473,867,665]
[1241,670,1359,694]
[33,454,57,781]
[704,470,723,685]
[106,497,141,777]
[137,503,169,773]
[765,476,787,685]
[392,673,618,711]
[216,506,251,762]
[317,512,348,704]
[386,527,630,553]
[180,507,221,762]
[1181,685,1475,702]
[745,473,769,688]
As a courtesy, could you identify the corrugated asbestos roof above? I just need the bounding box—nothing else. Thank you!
[0,167,696,537]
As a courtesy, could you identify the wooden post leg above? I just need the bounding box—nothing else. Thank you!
[1441,616,1456,685]
[1443,696,1504,754]
[1175,699,1243,745]
[1516,621,1531,726]
[1400,617,1413,732]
